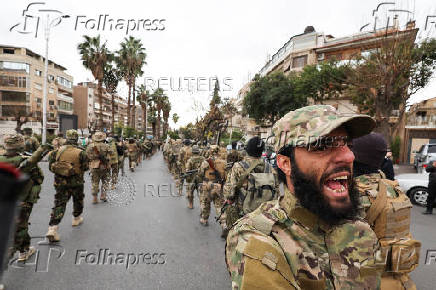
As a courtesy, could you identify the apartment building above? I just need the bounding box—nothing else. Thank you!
[404,97,436,163]
[73,82,128,136]
[0,45,74,136]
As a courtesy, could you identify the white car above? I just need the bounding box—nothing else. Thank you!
[396,173,429,206]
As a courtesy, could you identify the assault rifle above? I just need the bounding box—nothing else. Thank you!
[179,169,198,179]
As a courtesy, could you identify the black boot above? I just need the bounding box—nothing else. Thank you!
[422,210,433,215]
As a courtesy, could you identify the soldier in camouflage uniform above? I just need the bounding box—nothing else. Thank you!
[114,136,126,176]
[108,136,119,190]
[227,141,242,164]
[198,145,228,236]
[46,130,88,243]
[86,131,111,203]
[184,145,205,209]
[223,136,280,230]
[353,133,419,290]
[22,127,40,153]
[52,132,66,150]
[0,134,50,261]
[226,105,384,289]
[177,140,192,195]
[126,138,139,172]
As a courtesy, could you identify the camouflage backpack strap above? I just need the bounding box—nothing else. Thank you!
[366,177,388,226]
[55,145,69,162]
[235,160,263,190]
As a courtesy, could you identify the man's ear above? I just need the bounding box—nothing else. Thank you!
[277,154,291,176]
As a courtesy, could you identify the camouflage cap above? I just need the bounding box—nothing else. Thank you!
[272,105,375,151]
[92,131,106,142]
[4,134,25,150]
[66,129,79,141]
[192,145,200,154]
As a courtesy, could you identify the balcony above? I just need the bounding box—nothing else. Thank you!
[57,93,73,103]
[406,116,436,128]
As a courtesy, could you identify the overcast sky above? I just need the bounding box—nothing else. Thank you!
[1,0,436,128]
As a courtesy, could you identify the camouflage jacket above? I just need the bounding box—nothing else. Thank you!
[86,142,111,169]
[185,155,205,183]
[223,156,279,202]
[49,144,88,187]
[225,187,382,290]
[227,149,242,163]
[24,136,40,153]
[109,141,119,165]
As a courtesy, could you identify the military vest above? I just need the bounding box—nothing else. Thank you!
[109,142,118,165]
[51,145,83,176]
[234,193,382,289]
[204,157,226,182]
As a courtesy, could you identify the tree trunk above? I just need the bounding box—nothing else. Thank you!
[141,102,147,135]
[111,92,115,133]
[127,78,131,127]
[152,122,156,136]
[132,77,136,130]
[157,110,161,139]
[97,79,103,130]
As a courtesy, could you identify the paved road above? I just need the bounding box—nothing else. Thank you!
[3,152,230,290]
[3,152,436,289]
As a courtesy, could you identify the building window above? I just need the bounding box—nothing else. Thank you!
[49,87,54,94]
[49,100,54,105]
[35,69,42,77]
[292,55,308,68]
[56,76,72,89]
[0,76,28,88]
[36,98,42,103]
[48,75,55,82]
[1,91,28,102]
[49,112,55,118]
[34,83,42,90]
[1,105,27,116]
[57,100,73,111]
[3,48,15,54]
[0,61,30,73]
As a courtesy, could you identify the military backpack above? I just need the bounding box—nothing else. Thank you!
[50,145,82,176]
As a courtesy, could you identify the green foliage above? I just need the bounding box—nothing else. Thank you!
[123,126,135,138]
[243,72,307,125]
[391,136,401,163]
[210,79,221,107]
[168,130,179,139]
[179,123,196,140]
[221,129,243,144]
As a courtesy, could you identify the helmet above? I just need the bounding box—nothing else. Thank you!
[92,131,106,142]
[192,145,200,154]
[22,127,32,135]
[4,134,25,151]
[66,129,79,141]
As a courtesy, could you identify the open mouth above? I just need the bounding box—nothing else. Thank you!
[323,174,349,198]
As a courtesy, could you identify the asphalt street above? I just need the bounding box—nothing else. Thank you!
[2,152,436,289]
[3,152,230,290]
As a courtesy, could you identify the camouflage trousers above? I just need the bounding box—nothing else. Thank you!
[91,168,110,196]
[49,185,84,226]
[13,201,34,252]
[118,157,125,176]
[200,181,226,229]
[128,155,137,169]
[186,178,201,202]
[110,163,119,186]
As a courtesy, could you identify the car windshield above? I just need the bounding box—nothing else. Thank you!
[428,145,436,154]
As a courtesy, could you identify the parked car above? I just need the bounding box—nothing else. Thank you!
[413,143,436,173]
[396,173,429,206]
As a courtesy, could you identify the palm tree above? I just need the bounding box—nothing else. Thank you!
[103,62,121,133]
[151,88,166,139]
[162,98,171,137]
[137,84,151,135]
[172,113,179,125]
[147,103,157,137]
[78,35,113,130]
[115,37,146,127]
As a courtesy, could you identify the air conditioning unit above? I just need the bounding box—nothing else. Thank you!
[317,53,325,61]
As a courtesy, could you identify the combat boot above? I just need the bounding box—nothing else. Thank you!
[46,225,60,242]
[100,193,107,202]
[72,216,84,226]
[199,218,208,226]
[18,246,36,261]
[221,228,229,239]
[111,184,116,190]
[92,195,98,204]
[188,199,193,209]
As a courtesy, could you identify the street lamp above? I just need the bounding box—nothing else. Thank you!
[41,14,69,144]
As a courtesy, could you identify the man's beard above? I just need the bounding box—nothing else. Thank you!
[290,157,360,225]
